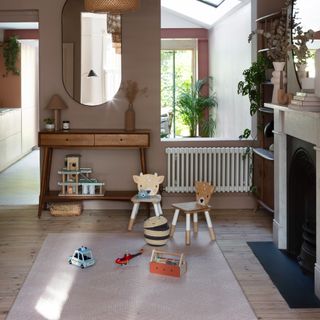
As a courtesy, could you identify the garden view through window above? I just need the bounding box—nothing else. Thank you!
[161,48,194,138]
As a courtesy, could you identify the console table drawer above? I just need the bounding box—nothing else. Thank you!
[39,134,94,146]
[95,134,149,147]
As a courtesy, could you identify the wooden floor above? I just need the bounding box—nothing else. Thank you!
[1,207,320,320]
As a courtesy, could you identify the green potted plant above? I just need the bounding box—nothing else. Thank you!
[1,36,20,76]
[176,77,218,137]
[237,54,269,138]
[43,118,55,131]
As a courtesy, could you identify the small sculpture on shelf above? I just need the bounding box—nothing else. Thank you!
[58,154,104,196]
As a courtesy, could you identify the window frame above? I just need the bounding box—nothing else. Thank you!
[161,39,198,138]
[161,28,210,141]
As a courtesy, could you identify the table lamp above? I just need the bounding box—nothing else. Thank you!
[46,94,68,130]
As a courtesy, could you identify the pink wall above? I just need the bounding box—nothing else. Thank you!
[0,49,21,107]
[0,30,37,107]
[161,28,209,82]
[0,0,254,209]
[4,29,39,40]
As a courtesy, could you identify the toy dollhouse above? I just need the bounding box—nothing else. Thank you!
[58,154,104,196]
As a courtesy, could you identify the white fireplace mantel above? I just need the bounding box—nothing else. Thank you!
[266,103,320,298]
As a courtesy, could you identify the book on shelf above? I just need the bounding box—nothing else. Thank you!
[288,103,320,112]
[291,99,320,107]
[293,93,320,102]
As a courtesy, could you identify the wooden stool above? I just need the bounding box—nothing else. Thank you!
[128,194,163,231]
[170,202,216,245]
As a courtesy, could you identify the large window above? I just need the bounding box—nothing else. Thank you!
[161,39,197,138]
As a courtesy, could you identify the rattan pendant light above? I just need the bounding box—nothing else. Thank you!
[84,0,139,13]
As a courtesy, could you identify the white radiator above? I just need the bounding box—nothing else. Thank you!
[165,147,252,193]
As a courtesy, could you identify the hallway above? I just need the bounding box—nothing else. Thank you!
[0,150,39,205]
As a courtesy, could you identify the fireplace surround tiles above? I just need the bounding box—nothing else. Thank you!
[268,103,320,298]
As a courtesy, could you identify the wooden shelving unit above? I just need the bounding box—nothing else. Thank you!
[252,2,286,213]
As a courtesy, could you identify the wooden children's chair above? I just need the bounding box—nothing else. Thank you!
[170,181,216,245]
[128,173,164,231]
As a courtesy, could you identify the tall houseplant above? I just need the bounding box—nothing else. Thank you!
[176,78,218,137]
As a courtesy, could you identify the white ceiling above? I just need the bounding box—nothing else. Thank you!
[0,0,248,31]
[161,0,248,29]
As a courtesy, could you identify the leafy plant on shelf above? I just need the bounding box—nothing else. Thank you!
[237,54,270,195]
[237,54,269,139]
[1,36,20,76]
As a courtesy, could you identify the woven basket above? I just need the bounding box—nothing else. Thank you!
[50,203,82,217]
[144,216,170,246]
[84,0,139,13]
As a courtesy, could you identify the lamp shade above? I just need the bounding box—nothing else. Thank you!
[88,69,98,77]
[84,0,139,13]
[46,94,68,110]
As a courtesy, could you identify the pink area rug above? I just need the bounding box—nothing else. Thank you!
[7,232,257,320]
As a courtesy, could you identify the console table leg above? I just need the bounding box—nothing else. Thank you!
[38,147,52,218]
[139,148,147,173]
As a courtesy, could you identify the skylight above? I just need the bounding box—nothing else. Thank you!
[161,0,242,28]
[197,0,225,8]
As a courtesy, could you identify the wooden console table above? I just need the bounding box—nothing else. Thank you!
[38,129,150,217]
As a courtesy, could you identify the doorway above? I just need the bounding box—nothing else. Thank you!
[0,12,40,205]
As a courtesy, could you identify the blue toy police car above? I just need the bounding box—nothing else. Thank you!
[68,246,95,269]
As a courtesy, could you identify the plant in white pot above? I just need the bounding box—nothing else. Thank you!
[43,118,55,131]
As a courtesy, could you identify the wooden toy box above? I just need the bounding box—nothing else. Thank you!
[149,250,186,277]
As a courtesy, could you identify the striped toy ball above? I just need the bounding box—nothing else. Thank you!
[144,216,170,246]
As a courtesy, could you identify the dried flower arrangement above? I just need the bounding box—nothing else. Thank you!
[288,3,314,66]
[121,80,148,105]
[290,28,314,66]
[248,0,293,62]
[121,80,148,131]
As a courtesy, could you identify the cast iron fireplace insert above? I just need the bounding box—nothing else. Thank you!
[287,136,316,274]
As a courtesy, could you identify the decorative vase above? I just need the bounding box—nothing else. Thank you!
[125,103,135,131]
[271,62,287,104]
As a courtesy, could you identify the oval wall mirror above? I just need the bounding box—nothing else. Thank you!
[292,0,320,90]
[62,0,122,106]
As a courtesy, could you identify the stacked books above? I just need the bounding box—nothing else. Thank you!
[289,92,320,112]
